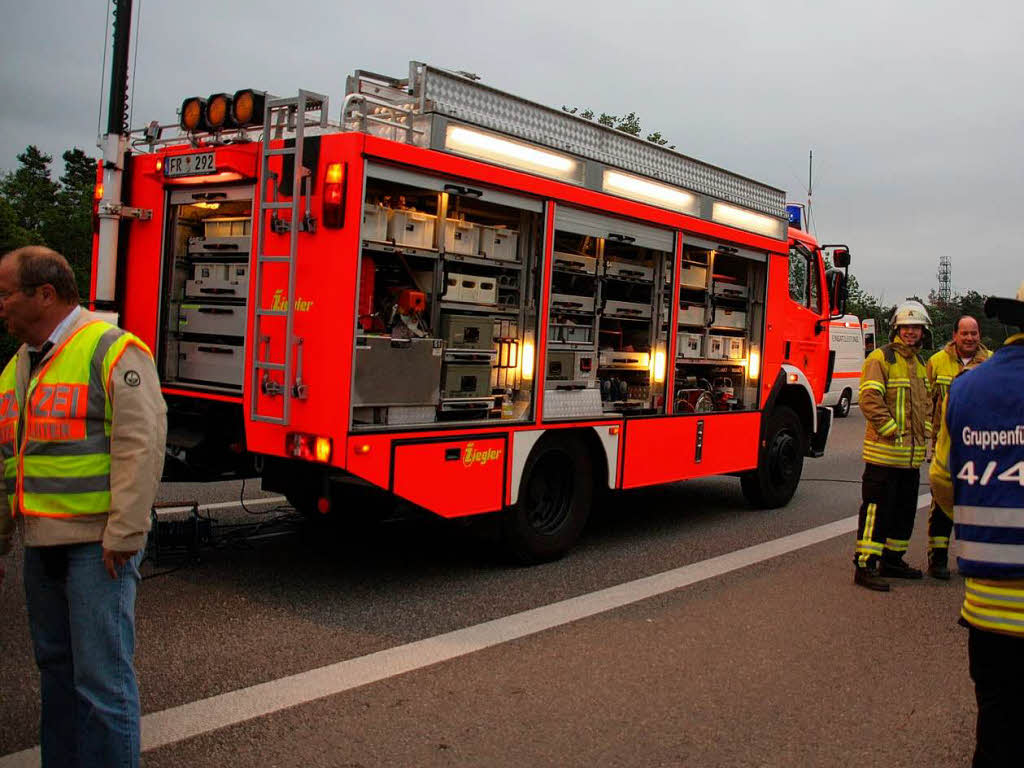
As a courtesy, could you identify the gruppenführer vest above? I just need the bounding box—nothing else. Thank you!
[945,339,1024,635]
[0,320,147,518]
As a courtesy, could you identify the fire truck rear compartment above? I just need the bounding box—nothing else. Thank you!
[158,185,255,393]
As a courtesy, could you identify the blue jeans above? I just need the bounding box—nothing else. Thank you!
[24,543,143,768]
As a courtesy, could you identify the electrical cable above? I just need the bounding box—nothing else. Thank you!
[127,0,143,130]
[95,0,112,144]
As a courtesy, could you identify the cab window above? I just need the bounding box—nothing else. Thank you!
[788,243,821,313]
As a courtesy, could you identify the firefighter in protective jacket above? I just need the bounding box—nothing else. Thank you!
[853,300,932,590]
[929,283,1024,766]
[925,316,990,579]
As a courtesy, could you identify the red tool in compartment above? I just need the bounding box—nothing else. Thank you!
[358,255,376,331]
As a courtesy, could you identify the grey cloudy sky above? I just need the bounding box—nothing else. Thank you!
[2,0,1021,303]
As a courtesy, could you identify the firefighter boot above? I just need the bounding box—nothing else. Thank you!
[854,563,890,592]
[880,552,923,579]
[928,549,951,580]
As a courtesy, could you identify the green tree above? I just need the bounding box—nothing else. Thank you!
[562,106,675,149]
[44,148,97,296]
[0,146,58,234]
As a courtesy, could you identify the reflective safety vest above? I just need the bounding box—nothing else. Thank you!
[858,340,931,467]
[942,339,1024,635]
[0,320,147,519]
[926,342,990,450]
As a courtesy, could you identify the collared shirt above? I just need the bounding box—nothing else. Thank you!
[28,305,82,353]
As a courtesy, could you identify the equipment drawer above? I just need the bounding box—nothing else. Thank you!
[177,341,243,387]
[441,314,496,351]
[178,303,246,337]
[680,263,708,289]
[678,302,706,326]
[441,363,493,399]
[605,259,653,281]
[551,293,595,314]
[711,307,747,330]
[185,262,249,299]
[604,299,652,319]
[552,252,597,275]
[187,236,251,255]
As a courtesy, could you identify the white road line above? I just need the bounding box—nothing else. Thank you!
[0,493,933,765]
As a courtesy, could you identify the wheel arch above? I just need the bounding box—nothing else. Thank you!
[509,426,615,505]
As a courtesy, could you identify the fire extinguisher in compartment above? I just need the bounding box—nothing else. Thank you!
[323,162,346,228]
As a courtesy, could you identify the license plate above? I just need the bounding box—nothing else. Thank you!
[164,152,216,178]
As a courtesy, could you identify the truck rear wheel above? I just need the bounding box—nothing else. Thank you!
[741,405,805,509]
[502,434,592,564]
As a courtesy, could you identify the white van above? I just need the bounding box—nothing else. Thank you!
[823,315,866,417]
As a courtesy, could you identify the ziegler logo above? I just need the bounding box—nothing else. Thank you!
[463,442,502,468]
[270,289,314,312]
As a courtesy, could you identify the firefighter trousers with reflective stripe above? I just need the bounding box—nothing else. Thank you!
[854,463,920,568]
[968,626,1024,768]
[928,500,954,563]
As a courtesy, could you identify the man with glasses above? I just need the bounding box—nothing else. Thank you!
[0,246,166,768]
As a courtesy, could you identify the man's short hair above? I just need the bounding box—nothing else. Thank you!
[2,246,80,304]
[954,315,978,334]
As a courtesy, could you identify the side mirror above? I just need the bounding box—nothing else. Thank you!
[833,248,851,268]
[826,268,848,317]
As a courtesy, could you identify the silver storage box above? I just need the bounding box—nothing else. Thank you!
[678,302,706,325]
[353,405,437,426]
[713,280,749,299]
[543,388,604,419]
[387,210,436,249]
[551,293,596,313]
[711,307,747,329]
[546,351,597,385]
[353,336,442,407]
[604,300,652,319]
[444,219,480,256]
[480,227,519,261]
[552,251,598,275]
[362,204,388,241]
[178,303,246,337]
[441,314,496,351]
[177,341,243,387]
[598,350,651,370]
[680,262,708,289]
[440,363,493,399]
[605,259,654,281]
[185,262,249,299]
[678,332,703,359]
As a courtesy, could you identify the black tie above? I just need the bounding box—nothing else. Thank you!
[29,341,53,372]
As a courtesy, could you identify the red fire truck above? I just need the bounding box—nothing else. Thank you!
[93,62,850,561]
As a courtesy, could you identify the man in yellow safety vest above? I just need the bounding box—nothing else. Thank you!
[0,246,166,768]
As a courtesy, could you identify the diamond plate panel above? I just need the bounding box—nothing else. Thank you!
[417,65,786,219]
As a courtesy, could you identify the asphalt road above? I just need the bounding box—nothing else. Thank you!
[0,408,975,767]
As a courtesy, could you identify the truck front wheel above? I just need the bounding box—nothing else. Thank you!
[502,434,593,564]
[741,405,805,509]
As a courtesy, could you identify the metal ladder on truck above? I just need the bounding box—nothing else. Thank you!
[250,90,328,425]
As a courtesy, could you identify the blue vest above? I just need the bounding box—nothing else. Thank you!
[948,343,1024,579]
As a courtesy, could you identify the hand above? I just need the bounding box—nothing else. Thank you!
[102,548,138,579]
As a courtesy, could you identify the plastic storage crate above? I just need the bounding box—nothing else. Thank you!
[480,227,519,261]
[387,210,436,249]
[444,219,480,256]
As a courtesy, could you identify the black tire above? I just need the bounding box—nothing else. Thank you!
[502,434,593,564]
[833,389,852,418]
[740,405,806,509]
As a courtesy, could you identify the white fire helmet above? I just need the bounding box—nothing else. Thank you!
[891,300,931,329]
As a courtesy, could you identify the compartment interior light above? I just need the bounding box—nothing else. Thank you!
[711,202,786,239]
[603,170,698,215]
[521,335,535,380]
[652,347,667,383]
[747,347,761,380]
[445,125,581,182]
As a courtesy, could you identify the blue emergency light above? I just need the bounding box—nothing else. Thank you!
[786,204,804,231]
